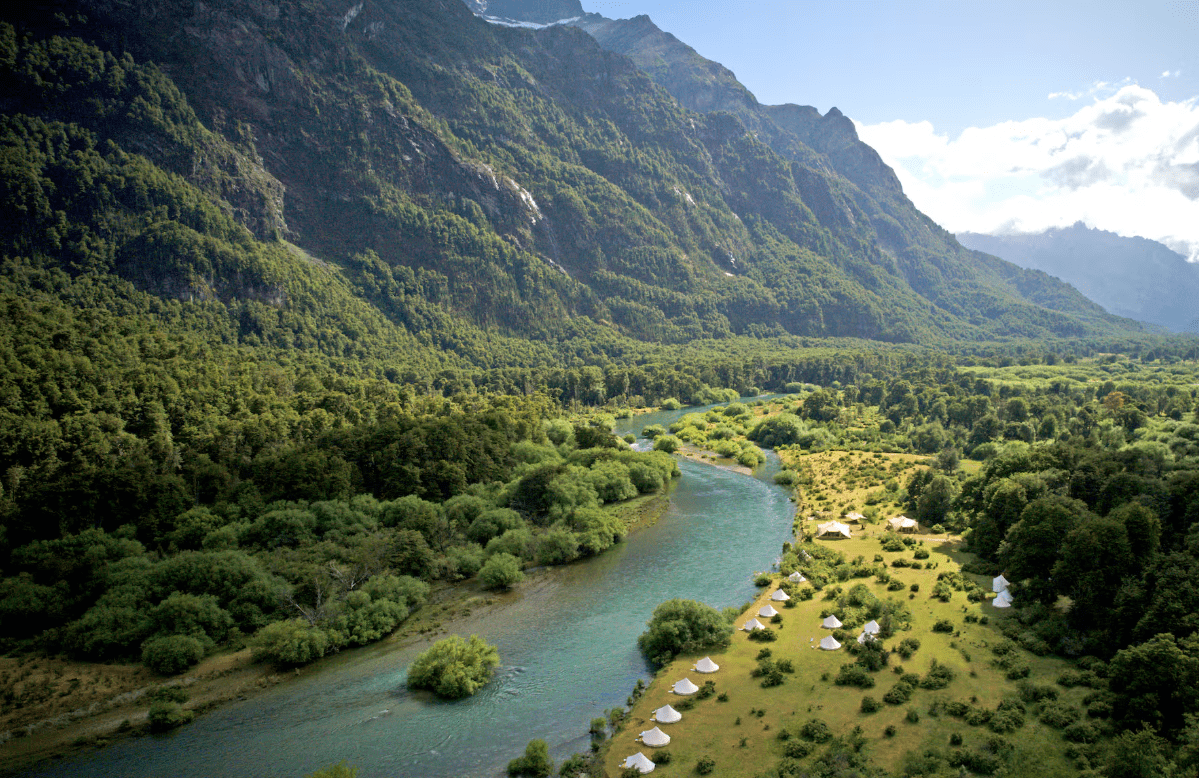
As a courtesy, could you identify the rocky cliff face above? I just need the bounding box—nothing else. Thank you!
[475,0,584,24]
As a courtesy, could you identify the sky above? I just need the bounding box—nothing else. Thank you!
[581,1,1199,260]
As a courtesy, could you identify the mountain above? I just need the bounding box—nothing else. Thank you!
[0,0,1142,373]
[958,223,1199,334]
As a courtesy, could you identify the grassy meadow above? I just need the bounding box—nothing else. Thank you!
[603,459,1092,778]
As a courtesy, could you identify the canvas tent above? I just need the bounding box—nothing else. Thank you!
[819,635,842,650]
[844,512,866,523]
[694,657,719,674]
[862,620,880,635]
[672,678,699,695]
[857,631,875,644]
[994,589,1014,608]
[821,615,842,629]
[816,521,852,540]
[771,589,791,602]
[787,571,807,583]
[622,752,655,774]
[759,604,779,618]
[640,726,671,747]
[887,516,919,533]
[652,704,682,723]
[993,575,1010,593]
[742,618,766,631]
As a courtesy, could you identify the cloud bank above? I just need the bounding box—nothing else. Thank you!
[857,84,1199,261]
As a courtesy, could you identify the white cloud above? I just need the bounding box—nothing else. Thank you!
[1162,70,1182,78]
[857,84,1199,261]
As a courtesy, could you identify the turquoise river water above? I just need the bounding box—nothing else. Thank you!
[27,404,796,778]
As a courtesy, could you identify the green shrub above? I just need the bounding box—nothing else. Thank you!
[861,696,881,713]
[906,708,920,723]
[306,762,359,778]
[507,739,553,777]
[1039,702,1080,728]
[783,740,813,758]
[932,620,954,633]
[251,619,330,666]
[141,634,207,675]
[799,719,832,742]
[965,707,993,727]
[147,700,194,732]
[919,660,955,690]
[897,637,921,659]
[407,635,499,699]
[748,628,777,642]
[650,750,672,765]
[1063,721,1100,743]
[478,553,525,590]
[637,599,733,667]
[695,756,716,775]
[835,665,875,688]
[653,435,680,453]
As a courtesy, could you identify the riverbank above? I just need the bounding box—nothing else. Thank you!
[0,491,674,776]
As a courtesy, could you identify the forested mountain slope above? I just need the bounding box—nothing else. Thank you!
[557,9,1138,337]
[3,0,1139,354]
[959,224,1199,334]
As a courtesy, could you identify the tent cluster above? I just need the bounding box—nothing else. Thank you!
[857,620,880,644]
[625,657,723,771]
[992,574,1014,608]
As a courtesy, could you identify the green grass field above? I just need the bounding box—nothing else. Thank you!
[604,521,1091,778]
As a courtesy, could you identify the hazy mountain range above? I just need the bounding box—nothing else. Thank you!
[958,224,1199,334]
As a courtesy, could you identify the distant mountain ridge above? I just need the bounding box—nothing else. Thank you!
[957,224,1199,334]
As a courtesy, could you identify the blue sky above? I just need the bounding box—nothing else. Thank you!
[580,1,1199,258]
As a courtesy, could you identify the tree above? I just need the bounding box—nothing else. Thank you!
[250,619,330,666]
[1000,496,1090,602]
[478,553,524,590]
[506,739,553,777]
[637,599,733,667]
[1052,515,1134,627]
[406,634,499,699]
[915,474,957,526]
[141,634,207,674]
[1108,633,1199,736]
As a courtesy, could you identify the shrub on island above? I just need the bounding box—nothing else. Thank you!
[407,634,500,699]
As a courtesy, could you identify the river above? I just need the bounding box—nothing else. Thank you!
[28,403,795,778]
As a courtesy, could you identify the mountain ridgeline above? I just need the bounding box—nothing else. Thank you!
[1,0,1141,359]
[958,224,1199,335]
